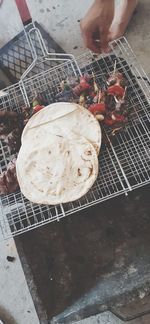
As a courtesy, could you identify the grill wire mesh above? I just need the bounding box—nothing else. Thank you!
[0,35,150,239]
[0,22,64,83]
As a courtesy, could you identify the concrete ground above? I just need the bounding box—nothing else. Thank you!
[0,228,40,324]
[76,311,150,324]
[0,0,150,324]
[0,0,150,76]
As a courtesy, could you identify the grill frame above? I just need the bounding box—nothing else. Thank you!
[0,29,150,239]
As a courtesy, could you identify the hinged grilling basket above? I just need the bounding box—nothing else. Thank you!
[0,24,150,239]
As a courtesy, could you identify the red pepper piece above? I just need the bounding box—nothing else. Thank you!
[107,85,125,98]
[79,76,91,90]
[83,73,91,82]
[89,103,106,114]
[73,84,90,95]
[33,105,44,114]
[113,112,126,122]
[73,76,91,95]
[80,84,91,91]
[104,117,116,126]
[89,91,96,98]
[80,76,88,84]
[73,84,82,96]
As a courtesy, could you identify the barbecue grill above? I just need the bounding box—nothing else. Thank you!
[0,23,150,239]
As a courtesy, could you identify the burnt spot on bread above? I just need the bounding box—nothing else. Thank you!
[31,181,44,192]
[85,149,92,156]
[89,167,93,177]
[31,161,37,167]
[78,168,82,176]
[36,187,44,193]
[81,155,91,162]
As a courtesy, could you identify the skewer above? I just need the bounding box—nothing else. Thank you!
[92,72,99,93]
[113,60,117,74]
[114,96,119,103]
[123,86,127,100]
[98,90,101,103]
[92,71,96,81]
[111,127,122,136]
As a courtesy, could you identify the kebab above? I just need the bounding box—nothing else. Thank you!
[0,158,19,195]
[0,63,129,196]
[55,63,129,128]
[0,110,22,153]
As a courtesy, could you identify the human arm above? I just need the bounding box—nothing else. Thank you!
[80,0,114,53]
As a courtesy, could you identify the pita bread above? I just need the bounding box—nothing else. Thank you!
[22,102,101,155]
[16,131,98,205]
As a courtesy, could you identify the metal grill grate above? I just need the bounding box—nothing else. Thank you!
[0,35,150,239]
[0,22,64,83]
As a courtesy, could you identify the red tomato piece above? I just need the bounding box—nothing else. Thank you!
[73,84,82,96]
[113,112,126,122]
[79,76,91,90]
[107,85,125,97]
[33,105,44,114]
[89,91,96,98]
[104,117,116,126]
[89,103,106,114]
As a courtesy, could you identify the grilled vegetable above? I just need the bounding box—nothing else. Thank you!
[33,105,44,114]
[107,85,125,98]
[89,103,105,114]
[112,112,127,123]
[95,114,104,121]
[107,72,124,86]
[104,117,116,126]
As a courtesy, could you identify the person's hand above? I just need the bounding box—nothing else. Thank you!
[80,0,114,53]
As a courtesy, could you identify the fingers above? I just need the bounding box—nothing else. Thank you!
[99,25,111,53]
[82,29,110,54]
[80,0,114,53]
[82,31,101,53]
[80,21,101,53]
[80,21,111,54]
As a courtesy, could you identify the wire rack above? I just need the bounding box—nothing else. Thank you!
[0,22,65,83]
[0,29,150,239]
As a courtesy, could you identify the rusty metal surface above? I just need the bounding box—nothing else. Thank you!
[16,185,150,322]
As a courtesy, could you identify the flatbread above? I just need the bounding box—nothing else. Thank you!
[22,102,101,155]
[16,131,98,205]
